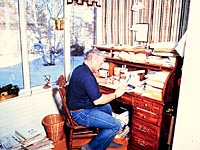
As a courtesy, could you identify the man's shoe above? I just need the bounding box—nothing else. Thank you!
[81,146,87,150]
[108,141,123,148]
[81,144,91,150]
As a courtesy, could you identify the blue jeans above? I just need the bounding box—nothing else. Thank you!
[71,104,122,150]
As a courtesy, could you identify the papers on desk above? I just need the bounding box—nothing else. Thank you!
[149,42,180,63]
[99,84,144,95]
[150,42,178,49]
[99,82,119,90]
[142,89,162,100]
[126,85,144,94]
[145,71,169,83]
[147,55,175,67]
[141,71,169,100]
[106,50,175,67]
[94,44,113,49]
[152,52,174,56]
[175,31,187,57]
[113,51,147,62]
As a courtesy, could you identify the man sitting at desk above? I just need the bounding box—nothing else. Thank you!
[67,49,127,150]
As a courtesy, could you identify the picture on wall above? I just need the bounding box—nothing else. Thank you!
[135,23,149,42]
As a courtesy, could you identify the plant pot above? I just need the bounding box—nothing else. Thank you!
[55,20,60,30]
[60,19,64,30]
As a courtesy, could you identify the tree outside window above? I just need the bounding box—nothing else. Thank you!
[0,0,96,89]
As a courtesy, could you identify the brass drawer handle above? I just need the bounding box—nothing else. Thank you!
[138,139,147,147]
[139,125,149,133]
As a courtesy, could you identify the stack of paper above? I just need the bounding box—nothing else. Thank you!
[15,123,42,141]
[142,71,169,100]
[147,55,174,67]
[115,126,130,139]
[0,134,20,150]
[0,123,54,150]
[112,107,130,138]
[14,123,54,150]
[142,85,163,100]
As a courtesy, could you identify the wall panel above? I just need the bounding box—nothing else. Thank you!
[0,88,60,136]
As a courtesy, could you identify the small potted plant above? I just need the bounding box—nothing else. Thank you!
[60,18,64,30]
[53,17,64,30]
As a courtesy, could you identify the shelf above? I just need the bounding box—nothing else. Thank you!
[105,58,175,71]
[0,94,18,101]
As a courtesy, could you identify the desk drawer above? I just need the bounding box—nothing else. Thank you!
[142,99,152,111]
[133,108,161,126]
[142,100,163,115]
[132,117,159,140]
[133,98,163,115]
[152,103,163,115]
[134,97,143,108]
[120,94,132,105]
[131,134,157,150]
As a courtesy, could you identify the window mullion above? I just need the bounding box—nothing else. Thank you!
[64,3,71,78]
[18,0,31,94]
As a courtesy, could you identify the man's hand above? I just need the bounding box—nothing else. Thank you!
[114,84,127,98]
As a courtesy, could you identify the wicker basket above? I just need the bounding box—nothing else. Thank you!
[42,114,65,142]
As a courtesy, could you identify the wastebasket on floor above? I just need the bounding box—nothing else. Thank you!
[42,114,65,142]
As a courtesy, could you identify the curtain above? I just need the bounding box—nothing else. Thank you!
[101,0,190,45]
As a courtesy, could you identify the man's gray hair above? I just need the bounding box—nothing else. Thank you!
[84,49,105,61]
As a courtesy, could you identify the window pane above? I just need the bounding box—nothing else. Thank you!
[70,5,95,71]
[26,0,65,87]
[0,0,24,89]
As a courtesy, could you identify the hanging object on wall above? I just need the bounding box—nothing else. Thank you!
[132,0,144,12]
[134,23,149,42]
[130,0,145,46]
[131,0,145,31]
[67,0,101,7]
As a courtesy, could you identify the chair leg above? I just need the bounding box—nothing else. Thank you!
[65,127,71,150]
[69,129,73,150]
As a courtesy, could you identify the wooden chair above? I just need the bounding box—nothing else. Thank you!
[56,75,99,150]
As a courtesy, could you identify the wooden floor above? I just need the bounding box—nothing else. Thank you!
[53,137,128,150]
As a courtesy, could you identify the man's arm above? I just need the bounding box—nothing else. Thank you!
[95,76,107,84]
[93,84,127,105]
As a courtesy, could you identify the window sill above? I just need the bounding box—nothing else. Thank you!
[0,83,57,104]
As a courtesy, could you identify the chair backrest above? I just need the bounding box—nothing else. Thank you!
[57,75,78,127]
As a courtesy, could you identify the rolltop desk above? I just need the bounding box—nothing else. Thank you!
[95,45,182,150]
